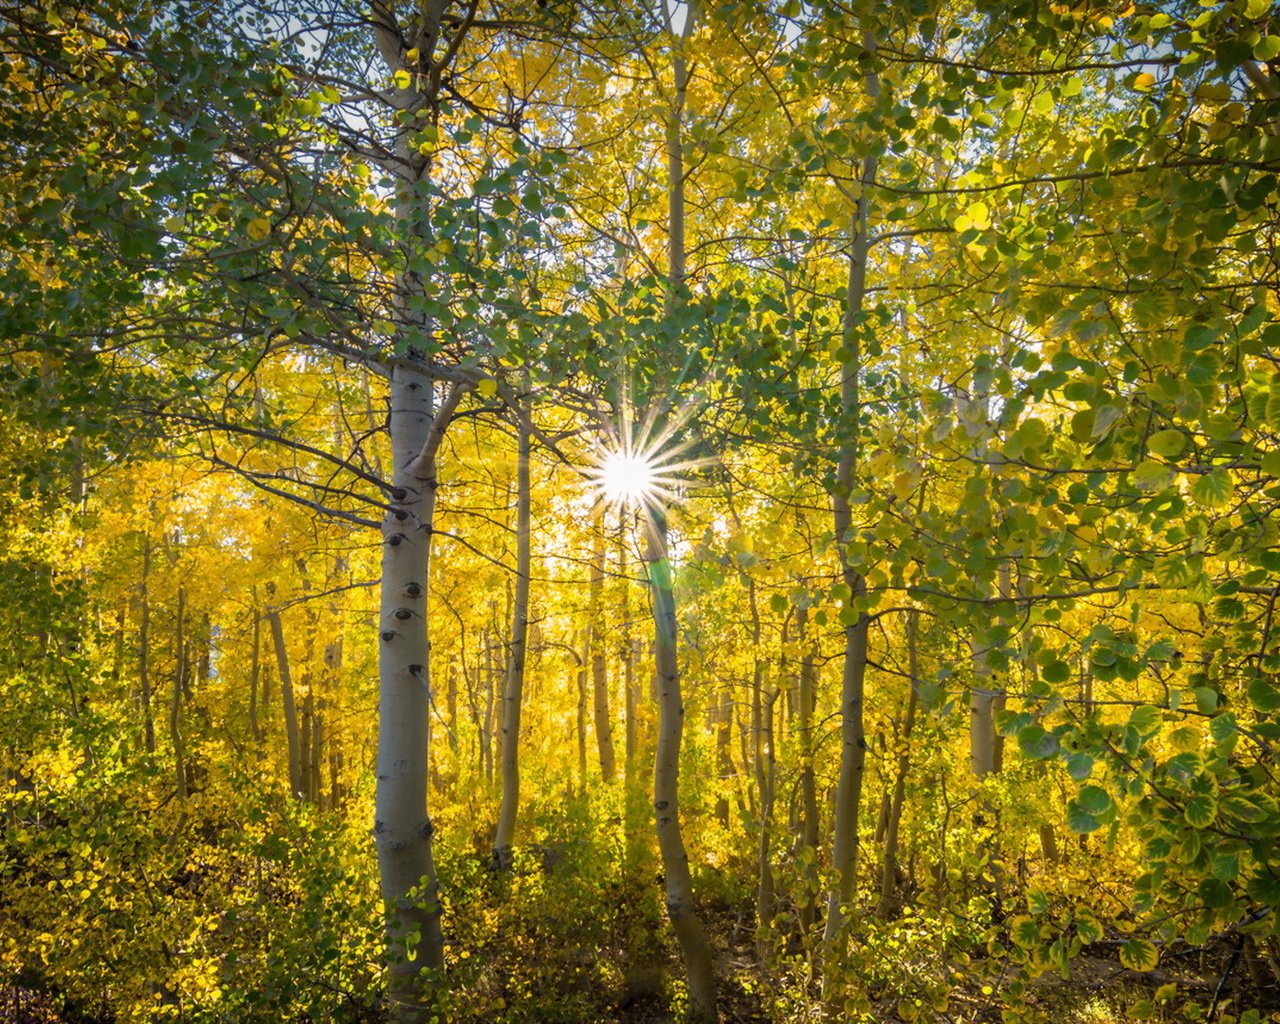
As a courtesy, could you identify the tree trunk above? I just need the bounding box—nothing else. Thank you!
[620,516,640,771]
[590,511,617,783]
[753,655,776,961]
[991,562,1016,774]
[796,603,820,933]
[267,609,304,799]
[822,31,879,999]
[446,654,457,734]
[746,583,775,960]
[480,623,496,782]
[494,411,531,870]
[647,509,716,1022]
[325,631,343,809]
[878,610,920,920]
[170,586,188,800]
[297,559,320,805]
[969,558,1009,779]
[576,645,589,791]
[367,4,483,1009]
[249,603,262,746]
[969,679,995,779]
[139,536,155,754]
[375,364,453,1012]
[646,3,716,1015]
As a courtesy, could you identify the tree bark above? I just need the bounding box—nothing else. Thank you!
[480,622,496,781]
[576,644,589,792]
[647,509,716,1022]
[267,608,304,799]
[795,603,820,934]
[746,583,775,960]
[822,28,879,1000]
[248,601,262,746]
[170,586,188,800]
[877,610,920,919]
[494,410,531,870]
[590,509,617,783]
[969,558,1009,779]
[375,365,453,1014]
[368,3,480,1009]
[139,536,155,754]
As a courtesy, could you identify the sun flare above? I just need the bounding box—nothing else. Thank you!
[600,450,657,505]
[582,380,718,514]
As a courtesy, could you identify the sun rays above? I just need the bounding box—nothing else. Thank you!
[582,388,713,514]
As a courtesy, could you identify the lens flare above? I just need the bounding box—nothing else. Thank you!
[600,451,657,505]
[583,386,714,513]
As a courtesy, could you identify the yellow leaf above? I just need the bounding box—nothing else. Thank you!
[393,68,412,90]
[1133,73,1156,93]
[476,378,498,399]
[246,217,271,241]
[1120,938,1159,972]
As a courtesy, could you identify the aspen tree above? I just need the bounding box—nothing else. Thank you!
[648,1,716,1017]
[367,5,480,1012]
[267,608,304,799]
[821,22,880,1004]
[138,536,155,754]
[493,408,531,870]
[590,510,617,782]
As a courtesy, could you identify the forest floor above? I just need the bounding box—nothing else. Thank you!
[6,910,1277,1023]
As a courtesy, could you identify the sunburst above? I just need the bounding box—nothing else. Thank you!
[583,388,712,514]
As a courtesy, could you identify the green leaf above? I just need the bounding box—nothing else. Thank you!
[1074,912,1103,944]
[1147,429,1186,458]
[1184,792,1216,829]
[1189,469,1233,507]
[1067,800,1100,833]
[1193,687,1219,713]
[1128,705,1161,735]
[1066,753,1094,781]
[1247,868,1280,905]
[1183,324,1216,352]
[1256,35,1280,62]
[1214,596,1246,621]
[1042,659,1071,684]
[1246,676,1280,713]
[1211,852,1239,883]
[1198,877,1234,910]
[1133,460,1173,491]
[1077,784,1112,815]
[1091,403,1126,438]
[1119,938,1159,972]
[1018,724,1059,760]
[1011,915,1041,949]
[1016,417,1049,452]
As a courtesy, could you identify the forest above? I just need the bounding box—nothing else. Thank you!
[2,0,1280,1022]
